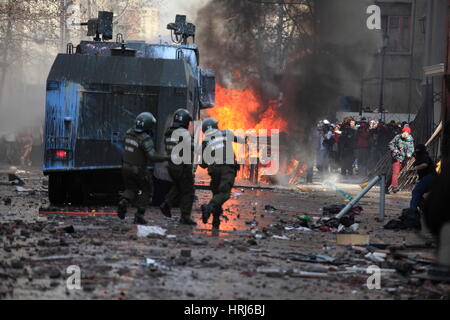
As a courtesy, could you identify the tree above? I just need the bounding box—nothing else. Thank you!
[0,0,73,105]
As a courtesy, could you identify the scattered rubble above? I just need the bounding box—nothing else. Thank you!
[1,168,448,299]
[137,225,167,238]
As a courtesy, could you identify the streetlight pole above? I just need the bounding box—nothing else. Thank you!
[379,32,389,122]
[60,0,68,52]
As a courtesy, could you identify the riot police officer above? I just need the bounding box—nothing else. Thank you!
[118,112,169,224]
[200,118,245,229]
[159,108,197,226]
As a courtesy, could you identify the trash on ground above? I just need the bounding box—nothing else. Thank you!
[264,205,277,211]
[287,268,331,278]
[345,266,396,274]
[15,186,33,192]
[145,258,169,270]
[322,204,363,216]
[384,208,421,231]
[180,249,191,258]
[272,235,289,240]
[256,267,285,277]
[336,234,370,245]
[63,225,75,234]
[0,173,25,186]
[137,225,167,237]
[284,226,311,232]
[365,252,387,263]
[296,186,311,192]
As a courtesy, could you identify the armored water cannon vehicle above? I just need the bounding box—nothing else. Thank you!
[44,12,215,204]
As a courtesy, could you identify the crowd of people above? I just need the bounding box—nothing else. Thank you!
[315,117,412,177]
[0,128,42,167]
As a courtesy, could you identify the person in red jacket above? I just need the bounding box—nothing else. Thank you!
[356,121,370,176]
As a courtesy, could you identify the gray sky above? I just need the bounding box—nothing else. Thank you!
[157,0,210,39]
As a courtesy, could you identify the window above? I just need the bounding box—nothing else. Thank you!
[379,3,412,53]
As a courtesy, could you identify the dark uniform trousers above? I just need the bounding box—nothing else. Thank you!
[121,162,152,211]
[166,162,195,217]
[207,164,237,214]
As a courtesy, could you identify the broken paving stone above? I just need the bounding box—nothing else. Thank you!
[37,239,48,247]
[147,268,165,278]
[256,267,285,278]
[117,267,130,276]
[10,260,24,269]
[3,198,12,205]
[188,238,208,246]
[63,226,75,234]
[180,249,191,258]
[48,267,62,279]
[83,285,96,292]
[201,261,220,268]
[287,269,330,279]
[264,205,277,211]
[303,264,337,273]
[173,257,190,266]
[234,245,248,252]
[20,230,30,238]
[91,239,103,246]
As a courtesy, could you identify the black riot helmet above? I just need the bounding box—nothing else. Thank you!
[202,118,219,133]
[173,108,192,128]
[134,112,156,133]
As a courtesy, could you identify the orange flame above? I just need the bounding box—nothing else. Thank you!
[206,84,292,183]
[207,84,287,132]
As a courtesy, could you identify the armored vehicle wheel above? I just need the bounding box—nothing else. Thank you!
[48,174,67,205]
[67,174,85,205]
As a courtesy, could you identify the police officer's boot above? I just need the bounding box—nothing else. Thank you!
[212,206,222,229]
[118,198,129,220]
[180,214,197,226]
[134,208,147,225]
[212,213,221,229]
[201,204,212,224]
[159,202,172,218]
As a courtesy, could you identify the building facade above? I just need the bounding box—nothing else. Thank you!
[362,0,427,117]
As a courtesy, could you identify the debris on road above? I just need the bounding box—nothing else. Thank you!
[145,258,170,271]
[336,234,370,245]
[384,208,421,231]
[272,235,290,240]
[137,225,167,238]
[15,186,33,193]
